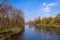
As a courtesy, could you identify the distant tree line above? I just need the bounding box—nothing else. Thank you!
[28,14,60,26]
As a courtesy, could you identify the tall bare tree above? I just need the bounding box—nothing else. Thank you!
[0,0,25,31]
[10,9,25,27]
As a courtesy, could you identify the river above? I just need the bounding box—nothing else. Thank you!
[7,25,60,40]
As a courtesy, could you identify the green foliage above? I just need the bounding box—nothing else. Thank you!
[41,17,47,24]
[49,18,55,25]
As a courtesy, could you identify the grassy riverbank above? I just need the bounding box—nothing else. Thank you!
[0,25,24,40]
[35,24,60,28]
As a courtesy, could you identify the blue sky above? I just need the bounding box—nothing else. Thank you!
[12,0,60,22]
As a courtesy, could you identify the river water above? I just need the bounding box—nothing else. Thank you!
[7,25,60,40]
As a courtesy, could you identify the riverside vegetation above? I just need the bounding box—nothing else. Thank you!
[28,14,60,28]
[0,0,25,40]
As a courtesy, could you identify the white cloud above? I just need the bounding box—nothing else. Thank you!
[40,2,57,17]
[40,2,56,13]
[40,7,51,13]
[47,3,56,7]
[42,3,46,6]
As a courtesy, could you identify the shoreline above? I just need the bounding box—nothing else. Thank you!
[0,27,24,40]
[35,24,60,28]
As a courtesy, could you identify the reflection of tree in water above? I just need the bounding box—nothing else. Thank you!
[55,29,60,40]
[34,26,58,40]
[6,29,24,40]
[45,27,56,34]
[34,26,56,34]
[34,26,60,40]
[34,26,41,33]
[29,25,34,28]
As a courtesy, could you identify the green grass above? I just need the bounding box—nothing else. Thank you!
[0,29,10,33]
[0,25,24,40]
[9,26,23,33]
[36,24,60,28]
[0,25,24,33]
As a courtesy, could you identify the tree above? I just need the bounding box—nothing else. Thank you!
[0,0,25,30]
[55,14,60,24]
[47,17,52,24]
[33,16,41,25]
[49,18,55,25]
[10,9,25,27]
[0,0,12,29]
[41,17,47,24]
[28,20,33,26]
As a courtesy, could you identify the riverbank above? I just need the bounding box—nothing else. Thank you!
[0,25,24,40]
[35,24,60,28]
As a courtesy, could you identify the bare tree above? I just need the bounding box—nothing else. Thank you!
[10,9,25,27]
[55,14,60,24]
[0,0,12,30]
[0,0,25,31]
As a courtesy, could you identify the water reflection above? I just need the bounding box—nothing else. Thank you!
[34,26,57,40]
[6,25,60,40]
[55,29,60,40]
